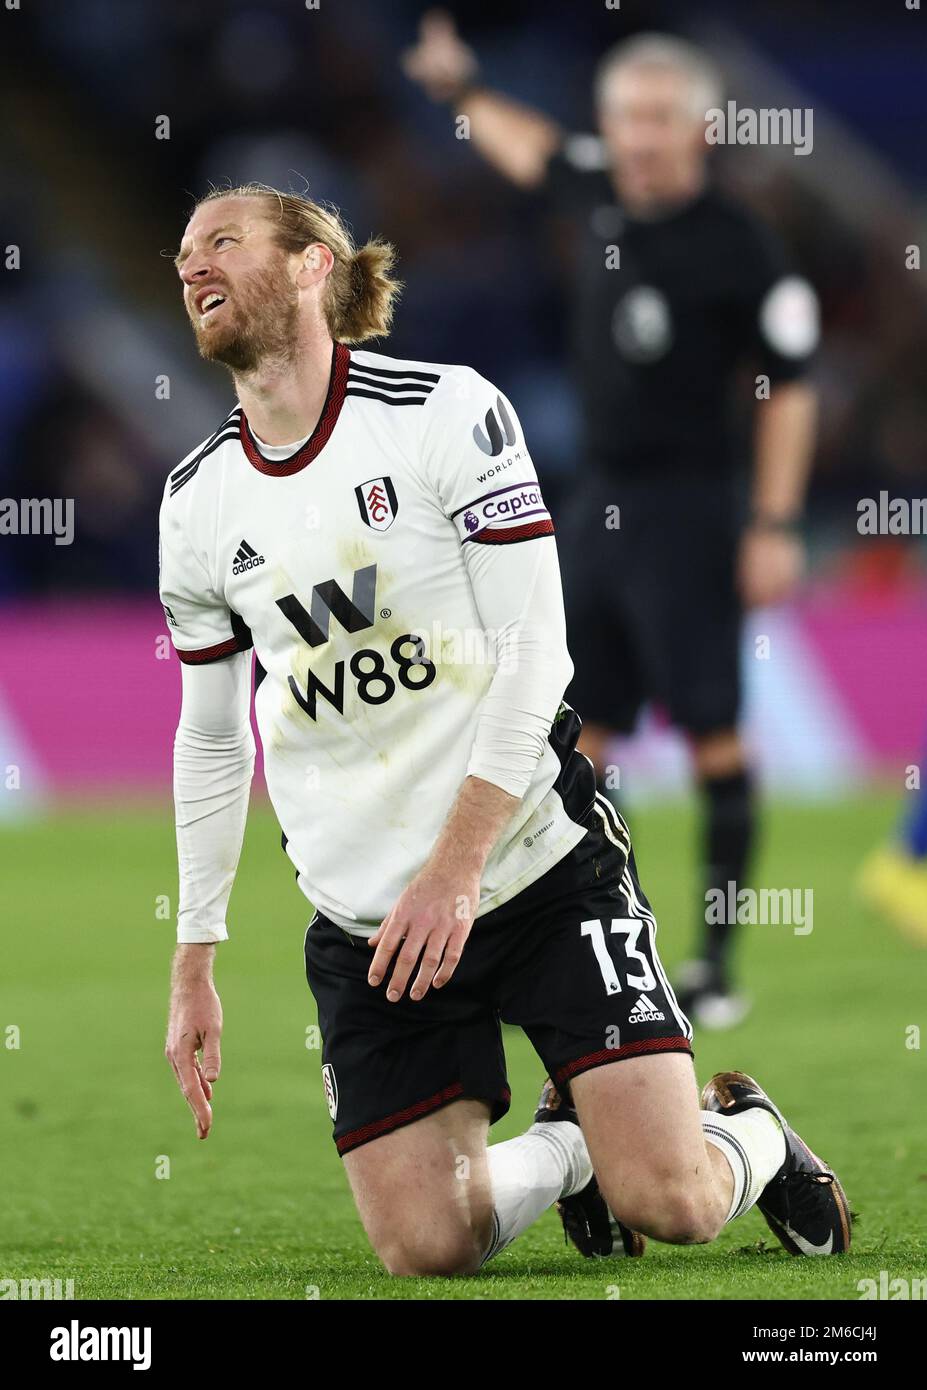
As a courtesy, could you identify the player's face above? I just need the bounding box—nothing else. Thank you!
[176,198,300,373]
[598,66,708,211]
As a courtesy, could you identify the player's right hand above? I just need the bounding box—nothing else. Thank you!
[165,956,223,1140]
[401,10,479,102]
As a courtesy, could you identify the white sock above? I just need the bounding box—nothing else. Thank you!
[481,1121,592,1265]
[701,1107,787,1223]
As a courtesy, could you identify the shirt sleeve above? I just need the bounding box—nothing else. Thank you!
[419,368,573,799]
[173,653,255,944]
[158,479,253,665]
[736,217,820,385]
[159,470,255,943]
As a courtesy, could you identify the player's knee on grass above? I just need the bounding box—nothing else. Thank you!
[600,1176,724,1247]
[375,1221,487,1278]
[343,1098,495,1275]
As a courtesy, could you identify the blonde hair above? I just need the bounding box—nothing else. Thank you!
[196,183,401,343]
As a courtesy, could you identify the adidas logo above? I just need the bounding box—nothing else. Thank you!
[232,539,265,575]
[628,994,666,1023]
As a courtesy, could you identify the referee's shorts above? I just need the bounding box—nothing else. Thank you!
[556,468,744,737]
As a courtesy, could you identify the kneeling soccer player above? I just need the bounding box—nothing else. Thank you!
[161,184,850,1273]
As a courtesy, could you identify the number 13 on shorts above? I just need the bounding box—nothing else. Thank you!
[580,918,657,996]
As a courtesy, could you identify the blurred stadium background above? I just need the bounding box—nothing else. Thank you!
[2,0,926,1300]
[1,0,926,804]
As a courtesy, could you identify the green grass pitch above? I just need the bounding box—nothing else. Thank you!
[2,792,924,1300]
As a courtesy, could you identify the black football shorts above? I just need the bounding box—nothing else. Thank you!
[557,470,744,736]
[305,794,693,1156]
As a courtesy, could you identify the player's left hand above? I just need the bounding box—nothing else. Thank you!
[738,525,805,609]
[367,862,480,1002]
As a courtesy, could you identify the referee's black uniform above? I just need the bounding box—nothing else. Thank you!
[545,138,815,741]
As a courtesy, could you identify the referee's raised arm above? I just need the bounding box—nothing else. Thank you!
[402,9,562,189]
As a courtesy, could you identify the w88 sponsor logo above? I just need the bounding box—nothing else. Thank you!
[287,633,436,721]
[277,563,436,720]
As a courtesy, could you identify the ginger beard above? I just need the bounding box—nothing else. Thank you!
[188,250,301,374]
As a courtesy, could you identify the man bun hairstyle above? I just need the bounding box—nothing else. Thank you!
[335,236,399,345]
[197,183,401,344]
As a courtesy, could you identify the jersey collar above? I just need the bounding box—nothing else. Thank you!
[240,342,351,477]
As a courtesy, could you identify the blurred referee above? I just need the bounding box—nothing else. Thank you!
[405,17,820,1027]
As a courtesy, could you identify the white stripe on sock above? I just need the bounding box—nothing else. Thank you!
[701,1107,787,1222]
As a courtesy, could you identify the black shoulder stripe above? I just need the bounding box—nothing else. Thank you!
[170,437,236,494]
[348,371,435,395]
[348,362,441,382]
[170,410,239,481]
[169,417,242,496]
[170,459,199,489]
[197,425,241,462]
[345,388,429,407]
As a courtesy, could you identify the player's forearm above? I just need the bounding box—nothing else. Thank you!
[465,541,573,798]
[457,88,562,189]
[752,381,818,522]
[426,774,520,879]
[173,725,254,943]
[172,654,255,945]
[171,942,216,983]
[466,634,572,796]
[425,547,571,876]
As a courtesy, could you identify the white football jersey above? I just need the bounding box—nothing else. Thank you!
[159,345,595,935]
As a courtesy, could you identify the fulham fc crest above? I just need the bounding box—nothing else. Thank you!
[321,1063,338,1120]
[355,476,398,531]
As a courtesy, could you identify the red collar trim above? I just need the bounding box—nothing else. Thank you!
[240,342,351,477]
